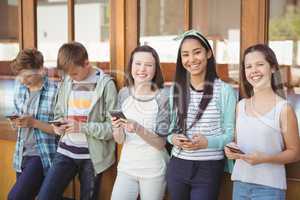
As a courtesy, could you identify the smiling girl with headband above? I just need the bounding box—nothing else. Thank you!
[166,30,237,200]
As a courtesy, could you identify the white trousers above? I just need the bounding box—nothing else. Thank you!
[111,171,166,200]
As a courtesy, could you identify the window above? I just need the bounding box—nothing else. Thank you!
[139,0,185,62]
[269,0,300,129]
[75,0,110,62]
[0,0,19,61]
[37,0,68,68]
[192,0,241,83]
[0,79,15,115]
[269,0,300,88]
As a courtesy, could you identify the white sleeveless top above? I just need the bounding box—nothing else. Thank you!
[231,99,287,189]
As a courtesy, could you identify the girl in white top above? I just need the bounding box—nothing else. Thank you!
[225,44,300,200]
[110,45,169,200]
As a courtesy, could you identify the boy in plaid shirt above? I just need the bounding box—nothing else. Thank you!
[8,48,58,200]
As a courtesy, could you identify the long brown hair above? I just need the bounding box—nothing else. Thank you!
[173,32,218,133]
[240,44,285,98]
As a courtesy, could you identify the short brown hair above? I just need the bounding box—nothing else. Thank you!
[57,42,88,72]
[10,48,44,74]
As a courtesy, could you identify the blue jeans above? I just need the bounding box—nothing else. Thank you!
[166,156,224,200]
[38,153,101,200]
[233,181,286,200]
[8,156,44,200]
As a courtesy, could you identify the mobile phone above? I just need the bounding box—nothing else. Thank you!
[179,139,191,143]
[226,144,245,154]
[109,110,127,120]
[178,137,191,143]
[48,120,67,126]
[5,115,19,120]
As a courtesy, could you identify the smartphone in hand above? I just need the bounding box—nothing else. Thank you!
[48,120,67,127]
[226,144,245,154]
[5,115,19,120]
[179,137,192,143]
[109,110,127,120]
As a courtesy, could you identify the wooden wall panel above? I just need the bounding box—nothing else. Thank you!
[161,63,230,83]
[110,0,125,88]
[0,140,16,200]
[184,0,191,30]
[0,61,14,76]
[0,2,18,40]
[287,162,300,179]
[68,0,74,42]
[7,4,19,39]
[240,0,269,97]
[125,0,139,63]
[218,173,233,200]
[110,0,138,89]
[241,0,268,53]
[0,3,8,37]
[20,0,36,48]
[286,180,300,200]
[18,0,23,49]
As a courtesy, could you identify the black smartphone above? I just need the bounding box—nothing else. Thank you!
[48,120,67,126]
[226,144,245,154]
[5,115,19,120]
[179,138,192,143]
[109,110,127,120]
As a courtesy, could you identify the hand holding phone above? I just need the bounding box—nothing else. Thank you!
[48,120,67,127]
[5,114,19,129]
[5,115,19,120]
[109,110,127,120]
[226,144,244,154]
[179,137,191,143]
[175,134,192,143]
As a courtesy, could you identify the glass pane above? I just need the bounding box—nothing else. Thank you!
[0,0,19,61]
[75,0,110,62]
[269,0,300,79]
[139,0,185,62]
[37,0,68,68]
[0,79,15,116]
[192,0,241,83]
[269,0,300,129]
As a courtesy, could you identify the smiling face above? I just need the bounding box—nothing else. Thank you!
[244,51,273,91]
[180,38,211,79]
[131,52,156,86]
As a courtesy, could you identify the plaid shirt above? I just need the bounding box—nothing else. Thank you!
[13,76,58,175]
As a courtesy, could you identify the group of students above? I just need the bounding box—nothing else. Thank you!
[7,30,300,200]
